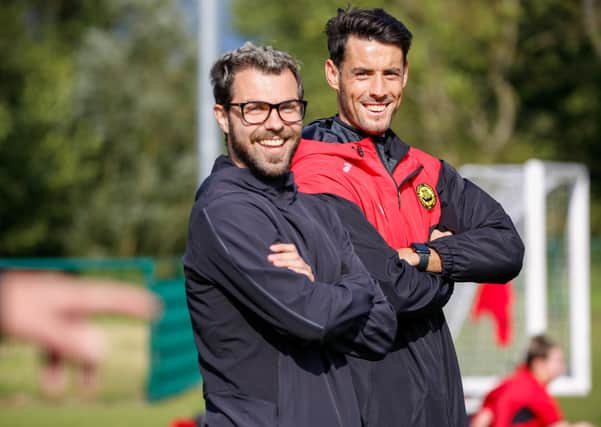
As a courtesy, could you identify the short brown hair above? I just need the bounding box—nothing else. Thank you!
[210,42,303,106]
[525,334,557,369]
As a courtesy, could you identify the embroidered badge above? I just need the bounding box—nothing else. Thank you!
[416,183,437,210]
[342,162,352,173]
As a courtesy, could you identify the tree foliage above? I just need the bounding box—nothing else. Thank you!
[2,0,600,257]
[232,0,601,228]
[0,0,197,256]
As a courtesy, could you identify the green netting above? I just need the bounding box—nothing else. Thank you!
[147,276,201,402]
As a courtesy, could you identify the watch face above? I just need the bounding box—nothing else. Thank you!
[412,243,429,254]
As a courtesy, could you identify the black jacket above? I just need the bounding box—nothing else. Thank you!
[183,156,397,427]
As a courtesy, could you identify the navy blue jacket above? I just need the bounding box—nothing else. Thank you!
[183,156,397,427]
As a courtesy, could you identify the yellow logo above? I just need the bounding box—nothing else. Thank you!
[416,183,437,210]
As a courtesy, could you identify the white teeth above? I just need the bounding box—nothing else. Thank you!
[258,138,284,147]
[365,104,386,113]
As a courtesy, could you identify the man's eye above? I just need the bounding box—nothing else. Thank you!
[280,103,298,113]
[245,103,268,113]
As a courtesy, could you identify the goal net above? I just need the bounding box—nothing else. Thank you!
[445,160,591,408]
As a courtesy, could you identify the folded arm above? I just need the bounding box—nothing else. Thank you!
[314,193,455,316]
[184,197,396,358]
[427,161,525,284]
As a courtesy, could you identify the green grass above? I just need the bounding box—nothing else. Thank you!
[557,252,601,425]
[558,311,601,425]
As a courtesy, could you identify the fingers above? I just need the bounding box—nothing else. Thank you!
[267,243,314,282]
[430,229,453,241]
[61,282,161,319]
[0,271,161,321]
[267,253,307,268]
[397,248,419,266]
[0,270,153,399]
[33,316,106,367]
[39,350,68,398]
[268,254,314,280]
[267,243,303,267]
[37,325,102,398]
[269,243,298,253]
[285,266,315,282]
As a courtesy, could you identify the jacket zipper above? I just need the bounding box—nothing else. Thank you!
[369,141,402,208]
[369,141,423,209]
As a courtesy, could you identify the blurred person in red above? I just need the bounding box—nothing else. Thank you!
[470,334,595,427]
[0,270,160,396]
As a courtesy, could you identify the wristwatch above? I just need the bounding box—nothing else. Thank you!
[411,242,430,272]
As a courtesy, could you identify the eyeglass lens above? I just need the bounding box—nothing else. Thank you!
[242,101,304,124]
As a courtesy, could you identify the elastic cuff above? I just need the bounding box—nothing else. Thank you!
[427,239,454,278]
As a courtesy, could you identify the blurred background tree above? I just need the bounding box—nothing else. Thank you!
[233,0,601,231]
[1,0,600,257]
[0,0,196,257]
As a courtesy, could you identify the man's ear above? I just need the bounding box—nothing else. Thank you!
[325,59,340,91]
[402,61,410,89]
[213,104,229,135]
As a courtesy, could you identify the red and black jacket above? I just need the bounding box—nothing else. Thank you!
[290,116,525,427]
[292,116,524,284]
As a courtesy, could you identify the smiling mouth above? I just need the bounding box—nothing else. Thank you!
[257,137,285,147]
[363,103,388,113]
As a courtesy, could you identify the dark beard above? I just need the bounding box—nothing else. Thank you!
[229,131,300,180]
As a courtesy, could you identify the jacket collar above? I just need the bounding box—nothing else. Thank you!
[205,155,298,203]
[303,115,410,162]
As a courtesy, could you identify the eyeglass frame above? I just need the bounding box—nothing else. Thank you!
[225,99,308,125]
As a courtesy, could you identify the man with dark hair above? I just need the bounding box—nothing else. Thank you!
[183,42,397,427]
[471,335,594,427]
[291,6,524,427]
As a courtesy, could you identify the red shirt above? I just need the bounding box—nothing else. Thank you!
[480,365,562,427]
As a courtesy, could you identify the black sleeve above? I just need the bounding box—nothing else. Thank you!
[319,203,398,358]
[428,161,525,283]
[183,197,396,358]
[314,194,455,317]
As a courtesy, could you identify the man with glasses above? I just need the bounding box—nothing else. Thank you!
[183,42,397,427]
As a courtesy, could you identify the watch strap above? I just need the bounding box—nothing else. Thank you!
[411,242,430,272]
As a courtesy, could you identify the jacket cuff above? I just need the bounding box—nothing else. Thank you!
[428,239,454,278]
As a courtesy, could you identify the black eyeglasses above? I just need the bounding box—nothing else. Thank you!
[226,99,307,125]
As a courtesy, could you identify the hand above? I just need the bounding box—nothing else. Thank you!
[430,229,453,241]
[469,408,493,427]
[267,243,315,282]
[396,245,443,273]
[0,271,160,397]
[396,248,420,267]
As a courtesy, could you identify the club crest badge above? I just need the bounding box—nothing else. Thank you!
[416,183,437,210]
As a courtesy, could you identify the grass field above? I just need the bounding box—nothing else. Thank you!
[1,258,600,427]
[558,255,601,425]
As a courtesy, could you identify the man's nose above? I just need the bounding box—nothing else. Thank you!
[369,75,386,98]
[263,107,284,130]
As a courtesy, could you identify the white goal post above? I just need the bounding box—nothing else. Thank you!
[447,160,591,404]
